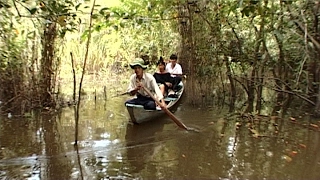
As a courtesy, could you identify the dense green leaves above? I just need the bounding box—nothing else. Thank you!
[0,0,319,113]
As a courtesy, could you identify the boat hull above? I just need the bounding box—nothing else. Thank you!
[126,82,184,123]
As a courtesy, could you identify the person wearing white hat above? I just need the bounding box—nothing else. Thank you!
[125,58,166,111]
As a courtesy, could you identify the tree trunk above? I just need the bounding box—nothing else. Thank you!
[312,3,320,117]
[178,3,197,105]
[225,56,236,112]
[272,0,285,116]
[40,22,57,108]
[245,68,255,113]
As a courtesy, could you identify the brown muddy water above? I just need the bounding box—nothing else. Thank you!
[1,95,320,180]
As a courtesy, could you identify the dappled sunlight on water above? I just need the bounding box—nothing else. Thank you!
[1,95,320,179]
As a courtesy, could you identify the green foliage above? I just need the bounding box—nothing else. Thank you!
[0,2,24,70]
[53,0,180,76]
[1,0,318,112]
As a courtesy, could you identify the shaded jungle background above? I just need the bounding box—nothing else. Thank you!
[0,0,320,125]
[1,0,320,179]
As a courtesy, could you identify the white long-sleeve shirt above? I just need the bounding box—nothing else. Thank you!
[165,63,182,77]
[127,72,164,101]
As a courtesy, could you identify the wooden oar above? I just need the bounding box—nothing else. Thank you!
[111,92,129,98]
[141,86,189,130]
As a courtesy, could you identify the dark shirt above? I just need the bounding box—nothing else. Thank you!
[153,72,173,86]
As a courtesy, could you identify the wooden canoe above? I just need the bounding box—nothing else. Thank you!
[126,82,184,123]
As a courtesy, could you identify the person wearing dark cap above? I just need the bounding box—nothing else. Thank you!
[125,58,167,112]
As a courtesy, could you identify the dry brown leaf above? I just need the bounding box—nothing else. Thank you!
[249,128,260,138]
[249,128,259,134]
[235,122,241,130]
[255,117,262,121]
[270,116,278,121]
[285,148,291,152]
[299,143,307,148]
[282,155,292,162]
[310,124,319,128]
[288,151,298,157]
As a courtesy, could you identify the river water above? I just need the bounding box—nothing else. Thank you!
[1,94,320,179]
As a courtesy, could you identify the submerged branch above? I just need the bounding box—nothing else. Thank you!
[231,74,315,106]
[273,87,315,106]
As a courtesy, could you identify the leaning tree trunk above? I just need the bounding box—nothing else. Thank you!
[40,22,57,108]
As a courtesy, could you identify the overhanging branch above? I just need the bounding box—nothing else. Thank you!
[294,20,320,50]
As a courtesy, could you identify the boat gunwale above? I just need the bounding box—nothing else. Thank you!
[126,83,184,111]
[126,82,184,122]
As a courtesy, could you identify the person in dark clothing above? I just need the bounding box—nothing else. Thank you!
[153,57,173,96]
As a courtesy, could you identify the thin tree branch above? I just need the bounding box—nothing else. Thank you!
[74,0,96,145]
[12,0,21,17]
[70,52,76,103]
[294,20,320,50]
[273,87,315,106]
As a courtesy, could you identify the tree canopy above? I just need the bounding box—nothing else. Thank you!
[0,0,320,117]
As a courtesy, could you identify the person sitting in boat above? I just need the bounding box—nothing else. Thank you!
[165,54,183,91]
[125,58,167,110]
[153,57,173,96]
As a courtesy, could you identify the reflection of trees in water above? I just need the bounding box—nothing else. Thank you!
[298,127,320,179]
[142,115,320,179]
[42,113,73,180]
[208,116,320,179]
[218,118,297,179]
[82,119,169,179]
[0,111,74,179]
[122,113,320,179]
[174,128,229,179]
[124,120,167,176]
[0,119,39,158]
[0,116,44,179]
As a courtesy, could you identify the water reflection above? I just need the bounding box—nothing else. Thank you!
[125,120,166,177]
[1,97,320,179]
[41,114,72,180]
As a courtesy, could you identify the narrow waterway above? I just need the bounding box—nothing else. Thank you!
[1,94,320,179]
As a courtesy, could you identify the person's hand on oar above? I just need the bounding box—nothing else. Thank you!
[139,85,191,130]
[158,98,167,110]
[135,80,166,109]
[128,81,144,96]
[135,81,143,90]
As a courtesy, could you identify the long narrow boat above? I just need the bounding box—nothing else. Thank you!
[126,82,184,123]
